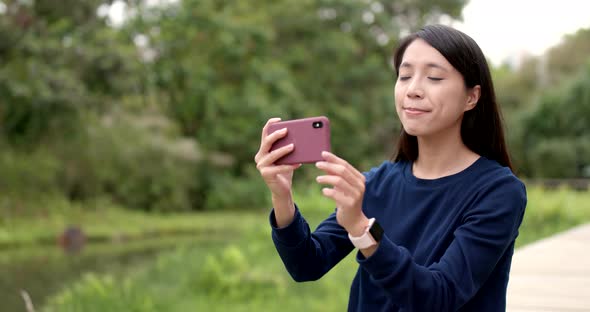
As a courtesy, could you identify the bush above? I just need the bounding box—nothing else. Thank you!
[517,187,590,246]
[0,109,281,212]
[195,245,286,301]
[0,144,61,196]
[44,244,289,312]
[521,62,590,178]
[0,111,212,212]
[44,273,159,312]
[204,167,271,211]
[528,138,579,178]
[51,113,208,212]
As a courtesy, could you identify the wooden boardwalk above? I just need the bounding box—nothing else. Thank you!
[507,224,590,311]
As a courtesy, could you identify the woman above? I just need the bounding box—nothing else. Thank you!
[254,24,526,312]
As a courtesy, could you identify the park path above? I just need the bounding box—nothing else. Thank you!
[507,224,590,311]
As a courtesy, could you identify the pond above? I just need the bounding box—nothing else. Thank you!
[0,235,209,311]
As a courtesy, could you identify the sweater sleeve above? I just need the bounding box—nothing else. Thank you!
[270,205,354,282]
[357,177,527,311]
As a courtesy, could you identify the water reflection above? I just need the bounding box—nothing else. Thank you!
[0,236,203,311]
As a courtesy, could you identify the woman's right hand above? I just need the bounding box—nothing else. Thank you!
[254,118,301,201]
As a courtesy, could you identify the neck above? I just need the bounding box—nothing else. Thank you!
[412,126,479,179]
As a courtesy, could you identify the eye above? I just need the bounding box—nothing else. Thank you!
[428,77,443,81]
[398,76,411,81]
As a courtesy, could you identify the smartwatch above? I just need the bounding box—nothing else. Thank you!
[348,218,384,249]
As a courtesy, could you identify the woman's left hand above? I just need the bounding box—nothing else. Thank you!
[316,151,369,236]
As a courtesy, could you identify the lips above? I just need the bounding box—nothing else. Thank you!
[403,106,431,115]
[404,107,430,112]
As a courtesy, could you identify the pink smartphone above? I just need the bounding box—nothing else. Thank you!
[268,116,331,165]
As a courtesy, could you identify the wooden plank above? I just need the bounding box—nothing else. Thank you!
[507,224,590,311]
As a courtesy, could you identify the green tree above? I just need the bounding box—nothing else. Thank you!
[130,0,467,177]
[493,28,590,176]
[0,0,143,145]
[545,27,590,85]
[522,62,590,178]
[1,0,470,211]
[0,1,207,212]
[493,56,541,113]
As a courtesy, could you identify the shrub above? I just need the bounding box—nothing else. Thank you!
[44,273,159,312]
[528,138,579,178]
[0,145,60,196]
[195,245,286,301]
[204,167,271,211]
[51,113,208,212]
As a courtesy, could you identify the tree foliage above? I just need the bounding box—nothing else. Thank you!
[492,27,590,177]
[521,62,590,178]
[9,1,588,210]
[130,0,467,174]
[545,27,590,85]
[0,0,142,144]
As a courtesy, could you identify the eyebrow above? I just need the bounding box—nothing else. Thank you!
[400,62,449,72]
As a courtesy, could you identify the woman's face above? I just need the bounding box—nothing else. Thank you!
[394,39,479,138]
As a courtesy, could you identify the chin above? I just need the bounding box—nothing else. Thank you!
[402,126,424,137]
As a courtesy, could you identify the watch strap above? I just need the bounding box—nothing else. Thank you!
[348,218,378,249]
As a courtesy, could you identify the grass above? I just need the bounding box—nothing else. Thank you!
[2,186,589,311]
[517,186,590,247]
[0,194,264,311]
[0,195,260,249]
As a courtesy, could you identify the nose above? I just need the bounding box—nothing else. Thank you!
[406,79,424,99]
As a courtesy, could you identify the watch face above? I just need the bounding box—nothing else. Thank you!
[369,220,384,242]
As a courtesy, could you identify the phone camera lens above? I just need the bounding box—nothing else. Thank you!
[312,121,323,129]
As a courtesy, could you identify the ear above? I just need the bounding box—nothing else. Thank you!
[464,85,481,112]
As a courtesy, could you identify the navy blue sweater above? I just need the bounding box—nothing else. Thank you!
[270,157,527,311]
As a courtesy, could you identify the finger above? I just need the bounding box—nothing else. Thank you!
[256,118,281,163]
[322,151,365,182]
[261,127,288,152]
[316,161,364,190]
[321,151,365,182]
[321,187,354,208]
[261,117,282,141]
[316,175,358,196]
[257,143,295,168]
[259,163,301,178]
[255,127,289,162]
[257,142,293,168]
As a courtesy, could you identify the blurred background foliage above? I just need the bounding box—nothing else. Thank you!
[2,0,588,213]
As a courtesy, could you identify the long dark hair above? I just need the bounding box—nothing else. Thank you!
[392,24,513,170]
